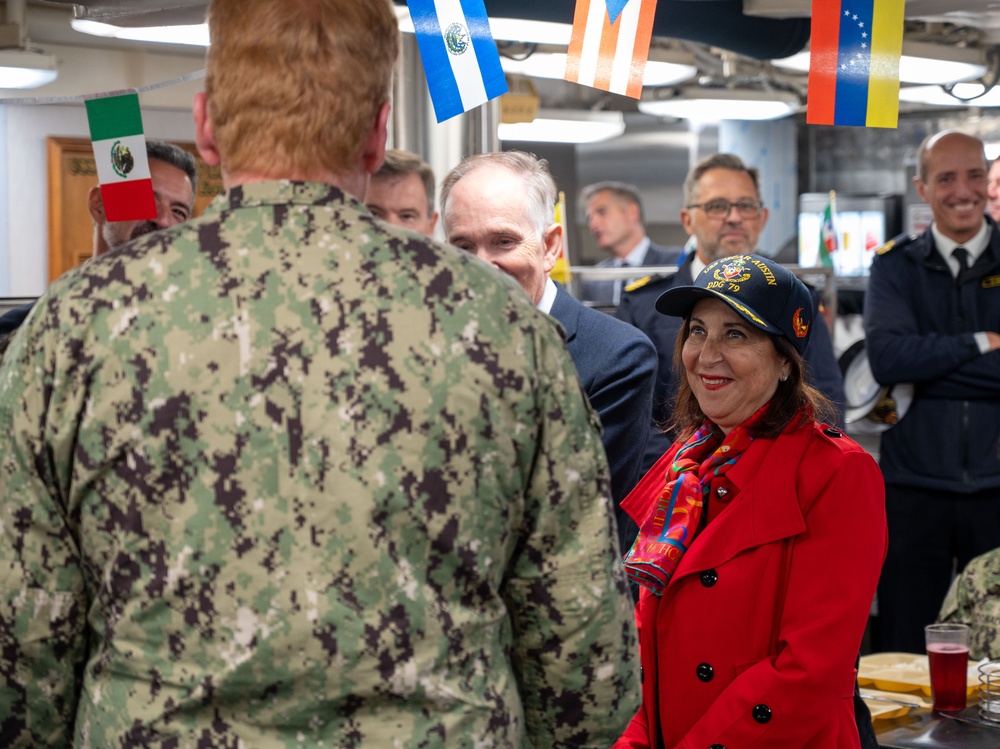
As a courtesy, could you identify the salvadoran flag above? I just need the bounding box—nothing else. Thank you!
[85,92,156,222]
[565,0,658,100]
[806,0,905,128]
[407,0,508,123]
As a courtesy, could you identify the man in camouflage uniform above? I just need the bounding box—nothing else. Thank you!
[0,1,639,746]
[940,548,1000,660]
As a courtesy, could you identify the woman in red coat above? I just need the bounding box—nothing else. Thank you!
[615,254,886,749]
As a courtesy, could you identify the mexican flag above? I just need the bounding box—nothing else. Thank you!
[818,192,838,269]
[85,92,157,222]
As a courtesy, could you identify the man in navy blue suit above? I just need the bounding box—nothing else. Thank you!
[617,153,845,472]
[580,181,682,305]
[441,151,657,562]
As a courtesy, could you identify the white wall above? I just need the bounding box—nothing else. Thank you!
[720,117,799,260]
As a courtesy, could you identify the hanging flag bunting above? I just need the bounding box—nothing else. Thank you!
[806,0,905,128]
[564,0,659,100]
[550,190,573,286]
[819,190,838,268]
[407,0,508,123]
[85,92,156,222]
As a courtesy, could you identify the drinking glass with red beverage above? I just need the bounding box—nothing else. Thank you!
[925,623,971,712]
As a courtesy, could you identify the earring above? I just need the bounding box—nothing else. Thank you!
[780,373,788,382]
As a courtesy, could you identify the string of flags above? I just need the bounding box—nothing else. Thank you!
[407,0,908,129]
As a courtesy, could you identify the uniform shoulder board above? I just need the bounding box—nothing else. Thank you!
[624,274,661,293]
[876,232,917,256]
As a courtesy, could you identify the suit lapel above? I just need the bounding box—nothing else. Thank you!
[548,284,580,344]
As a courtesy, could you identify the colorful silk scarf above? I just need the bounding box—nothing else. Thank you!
[622,413,759,595]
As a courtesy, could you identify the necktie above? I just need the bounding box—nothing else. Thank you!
[953,246,970,285]
[612,259,628,305]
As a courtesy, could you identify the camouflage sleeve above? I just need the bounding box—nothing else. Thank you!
[0,308,89,747]
[502,321,641,748]
[938,571,967,625]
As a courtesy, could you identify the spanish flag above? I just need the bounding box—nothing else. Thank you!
[806,0,904,128]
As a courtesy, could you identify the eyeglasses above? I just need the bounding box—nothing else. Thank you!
[686,199,765,219]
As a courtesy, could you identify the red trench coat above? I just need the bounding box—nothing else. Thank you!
[615,419,887,749]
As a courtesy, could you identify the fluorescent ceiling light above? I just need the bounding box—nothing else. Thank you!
[501,52,697,87]
[498,109,625,144]
[0,50,58,89]
[394,6,570,45]
[75,8,569,50]
[773,42,986,85]
[638,88,798,122]
[71,19,210,46]
[899,82,1000,107]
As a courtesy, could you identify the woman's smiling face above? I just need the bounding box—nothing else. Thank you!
[681,298,789,435]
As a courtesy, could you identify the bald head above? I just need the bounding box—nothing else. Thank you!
[914,130,988,245]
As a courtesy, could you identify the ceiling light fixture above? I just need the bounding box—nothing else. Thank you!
[638,87,799,122]
[70,18,210,46]
[773,41,987,86]
[501,51,697,87]
[898,82,1000,107]
[394,6,570,45]
[0,48,58,88]
[498,109,625,144]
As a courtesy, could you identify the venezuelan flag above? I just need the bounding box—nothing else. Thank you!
[806,0,904,128]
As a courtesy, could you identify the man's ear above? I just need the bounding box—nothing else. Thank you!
[542,222,563,274]
[680,207,693,236]
[362,101,391,175]
[193,92,221,167]
[88,185,105,222]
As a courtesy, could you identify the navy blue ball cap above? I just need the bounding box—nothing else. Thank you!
[654,253,814,354]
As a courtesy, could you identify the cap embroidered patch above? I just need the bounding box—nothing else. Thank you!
[654,253,815,354]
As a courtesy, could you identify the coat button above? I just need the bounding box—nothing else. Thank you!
[823,427,842,438]
[700,569,718,587]
[752,704,772,723]
[696,663,714,682]
[709,745,726,749]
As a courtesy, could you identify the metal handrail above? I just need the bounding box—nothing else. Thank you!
[564,263,838,322]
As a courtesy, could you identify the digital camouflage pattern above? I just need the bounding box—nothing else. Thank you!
[0,181,640,748]
[939,547,1000,660]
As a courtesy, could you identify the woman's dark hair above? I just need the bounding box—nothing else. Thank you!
[668,315,837,440]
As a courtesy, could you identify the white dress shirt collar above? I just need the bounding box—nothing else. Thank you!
[537,277,558,314]
[622,236,652,267]
[931,220,989,277]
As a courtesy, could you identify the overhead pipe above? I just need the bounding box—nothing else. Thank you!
[469,0,811,61]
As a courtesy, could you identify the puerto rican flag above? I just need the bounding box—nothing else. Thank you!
[564,0,659,99]
[407,0,508,123]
